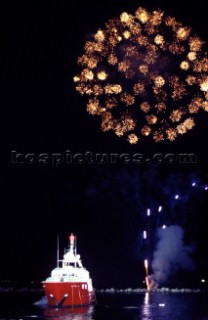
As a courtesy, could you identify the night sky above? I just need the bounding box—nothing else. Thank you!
[1,0,208,289]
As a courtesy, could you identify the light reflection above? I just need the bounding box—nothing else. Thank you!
[42,305,94,320]
[159,303,165,307]
[141,292,151,320]
[144,291,149,305]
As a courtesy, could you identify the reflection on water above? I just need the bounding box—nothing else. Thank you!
[139,291,208,320]
[140,291,185,320]
[40,292,208,320]
[142,292,150,320]
[43,305,94,320]
[1,291,208,320]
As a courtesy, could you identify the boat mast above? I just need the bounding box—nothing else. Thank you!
[57,235,59,268]
[69,233,77,268]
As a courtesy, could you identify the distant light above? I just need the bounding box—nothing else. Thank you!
[201,279,206,283]
[175,195,179,200]
[162,225,167,229]
[159,303,165,307]
[143,231,147,239]
[147,208,151,216]
[205,186,208,191]
[192,182,196,187]
[158,206,163,213]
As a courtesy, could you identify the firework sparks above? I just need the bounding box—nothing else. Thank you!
[144,260,156,291]
[199,77,208,92]
[145,276,150,291]
[143,231,148,240]
[74,6,208,143]
[144,259,149,277]
[128,133,139,144]
[140,178,208,291]
[140,102,151,113]
[154,76,165,88]
[147,208,151,216]
[141,126,151,136]
[158,206,163,213]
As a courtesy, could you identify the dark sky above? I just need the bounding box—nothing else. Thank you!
[1,0,208,289]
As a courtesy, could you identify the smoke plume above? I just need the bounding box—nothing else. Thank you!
[151,225,195,284]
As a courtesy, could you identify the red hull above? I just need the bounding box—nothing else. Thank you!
[43,282,95,307]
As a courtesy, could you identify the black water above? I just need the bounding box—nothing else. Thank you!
[1,290,208,320]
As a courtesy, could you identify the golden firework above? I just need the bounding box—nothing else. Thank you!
[166,128,177,141]
[154,34,165,47]
[120,93,135,106]
[108,54,118,65]
[93,84,103,96]
[139,64,149,75]
[155,102,166,113]
[87,98,100,115]
[187,51,197,61]
[199,76,208,92]
[176,27,191,41]
[180,61,190,71]
[154,76,165,88]
[133,82,145,95]
[153,131,164,142]
[94,30,105,42]
[140,102,151,113]
[186,75,197,86]
[74,6,208,143]
[105,97,118,109]
[170,108,185,122]
[135,8,149,24]
[128,133,139,144]
[141,126,152,136]
[105,84,122,94]
[146,114,158,125]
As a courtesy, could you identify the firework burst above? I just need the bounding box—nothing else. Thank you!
[74,7,208,143]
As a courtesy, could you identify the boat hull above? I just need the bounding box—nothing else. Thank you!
[43,281,95,307]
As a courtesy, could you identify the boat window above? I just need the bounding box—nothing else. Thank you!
[65,262,76,267]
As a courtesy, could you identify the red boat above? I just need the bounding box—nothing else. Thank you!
[42,233,95,307]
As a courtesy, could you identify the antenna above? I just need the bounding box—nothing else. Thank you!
[57,235,59,268]
[75,235,77,268]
